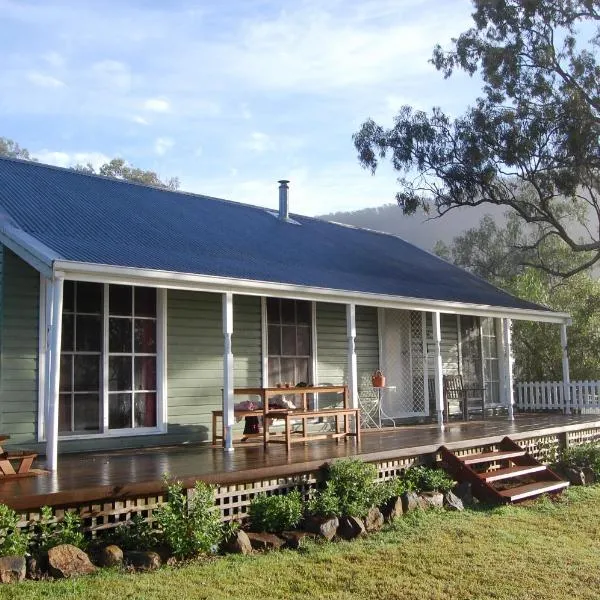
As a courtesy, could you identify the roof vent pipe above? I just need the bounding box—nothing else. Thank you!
[278,179,289,221]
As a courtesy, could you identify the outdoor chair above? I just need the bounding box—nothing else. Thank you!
[443,374,486,422]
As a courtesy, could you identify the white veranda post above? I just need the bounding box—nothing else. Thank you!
[346,304,358,411]
[46,274,64,471]
[502,318,515,421]
[560,323,571,415]
[432,311,444,431]
[222,292,235,452]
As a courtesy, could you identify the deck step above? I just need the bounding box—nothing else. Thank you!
[497,480,570,502]
[481,464,547,482]
[461,449,526,465]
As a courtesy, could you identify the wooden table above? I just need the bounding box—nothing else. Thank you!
[214,386,360,450]
[0,435,38,477]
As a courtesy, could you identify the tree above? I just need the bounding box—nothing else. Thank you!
[0,137,35,160]
[74,158,179,190]
[354,0,600,277]
[436,214,600,381]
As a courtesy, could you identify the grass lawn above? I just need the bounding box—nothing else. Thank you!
[3,486,600,600]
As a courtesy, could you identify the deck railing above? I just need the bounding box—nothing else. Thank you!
[515,380,600,414]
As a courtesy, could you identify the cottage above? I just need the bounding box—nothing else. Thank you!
[0,157,571,474]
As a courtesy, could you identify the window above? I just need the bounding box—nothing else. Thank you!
[266,298,312,386]
[57,282,161,436]
[481,317,500,405]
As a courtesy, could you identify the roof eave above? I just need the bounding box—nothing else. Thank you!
[53,260,571,324]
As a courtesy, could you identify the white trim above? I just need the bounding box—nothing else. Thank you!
[456,314,463,375]
[54,260,571,324]
[311,301,318,386]
[222,292,235,452]
[260,297,268,386]
[37,276,47,442]
[157,289,168,431]
[346,303,358,410]
[55,427,165,442]
[560,323,571,415]
[432,311,444,431]
[102,284,110,433]
[0,223,58,278]
[502,318,515,421]
[422,311,429,415]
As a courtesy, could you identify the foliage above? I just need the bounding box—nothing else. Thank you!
[154,479,223,559]
[305,482,342,518]
[402,466,455,494]
[322,459,380,518]
[374,476,413,505]
[354,0,600,276]
[32,506,86,553]
[248,491,303,532]
[0,136,35,160]
[0,503,30,557]
[105,513,159,552]
[559,442,600,477]
[74,158,179,190]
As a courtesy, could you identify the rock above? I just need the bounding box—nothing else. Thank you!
[280,531,317,549]
[364,507,384,532]
[564,467,586,486]
[419,492,444,509]
[97,544,123,568]
[246,532,285,551]
[222,530,253,555]
[582,467,597,485]
[0,556,26,583]
[303,516,339,541]
[401,491,421,513]
[47,545,97,579]
[453,482,476,506]
[337,516,366,540]
[380,496,404,522]
[125,550,162,571]
[443,491,464,512]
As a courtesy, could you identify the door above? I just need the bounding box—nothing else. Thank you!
[380,309,429,419]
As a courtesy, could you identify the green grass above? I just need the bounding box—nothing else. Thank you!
[4,486,600,600]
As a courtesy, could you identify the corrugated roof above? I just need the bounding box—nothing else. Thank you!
[0,156,549,313]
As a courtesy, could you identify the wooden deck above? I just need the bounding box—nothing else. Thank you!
[2,414,600,512]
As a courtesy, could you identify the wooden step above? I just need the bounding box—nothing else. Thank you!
[482,464,547,482]
[461,449,526,465]
[497,480,570,502]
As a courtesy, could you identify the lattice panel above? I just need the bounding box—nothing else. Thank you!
[380,309,427,418]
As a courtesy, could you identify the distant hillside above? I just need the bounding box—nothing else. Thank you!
[319,203,507,251]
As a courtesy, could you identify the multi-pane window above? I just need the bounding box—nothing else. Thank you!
[108,285,157,429]
[58,282,158,436]
[59,282,102,433]
[266,298,311,386]
[481,317,500,405]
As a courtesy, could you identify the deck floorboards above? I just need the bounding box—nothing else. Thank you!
[2,414,599,511]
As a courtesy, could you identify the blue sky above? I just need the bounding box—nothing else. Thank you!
[0,0,483,215]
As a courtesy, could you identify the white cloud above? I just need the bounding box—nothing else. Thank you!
[242,131,272,153]
[90,60,132,91]
[154,137,174,156]
[143,98,170,113]
[26,71,65,88]
[32,150,111,170]
[131,115,149,125]
[42,51,64,68]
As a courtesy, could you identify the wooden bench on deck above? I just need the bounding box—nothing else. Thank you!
[0,435,39,478]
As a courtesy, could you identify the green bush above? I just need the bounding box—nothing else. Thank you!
[402,466,455,494]
[560,442,600,477]
[0,504,29,557]
[374,476,412,505]
[306,482,341,518]
[312,459,380,518]
[32,506,86,554]
[249,491,303,532]
[154,480,223,559]
[106,513,159,552]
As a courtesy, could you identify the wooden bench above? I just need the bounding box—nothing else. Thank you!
[212,409,289,446]
[264,408,361,452]
[443,375,485,422]
[0,435,38,478]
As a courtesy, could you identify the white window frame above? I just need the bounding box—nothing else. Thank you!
[37,278,167,442]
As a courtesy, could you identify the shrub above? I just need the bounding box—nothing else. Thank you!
[154,480,223,559]
[306,482,341,518]
[560,442,600,477]
[106,513,159,552]
[320,458,380,518]
[0,504,29,557]
[249,491,303,532]
[402,466,455,494]
[33,506,86,554]
[374,476,411,505]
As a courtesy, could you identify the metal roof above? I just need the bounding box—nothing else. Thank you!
[0,156,554,315]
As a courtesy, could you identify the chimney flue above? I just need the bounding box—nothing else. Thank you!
[278,179,289,221]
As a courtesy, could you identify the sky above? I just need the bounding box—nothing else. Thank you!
[0,0,484,216]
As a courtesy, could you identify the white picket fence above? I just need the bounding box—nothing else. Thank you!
[515,380,600,414]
